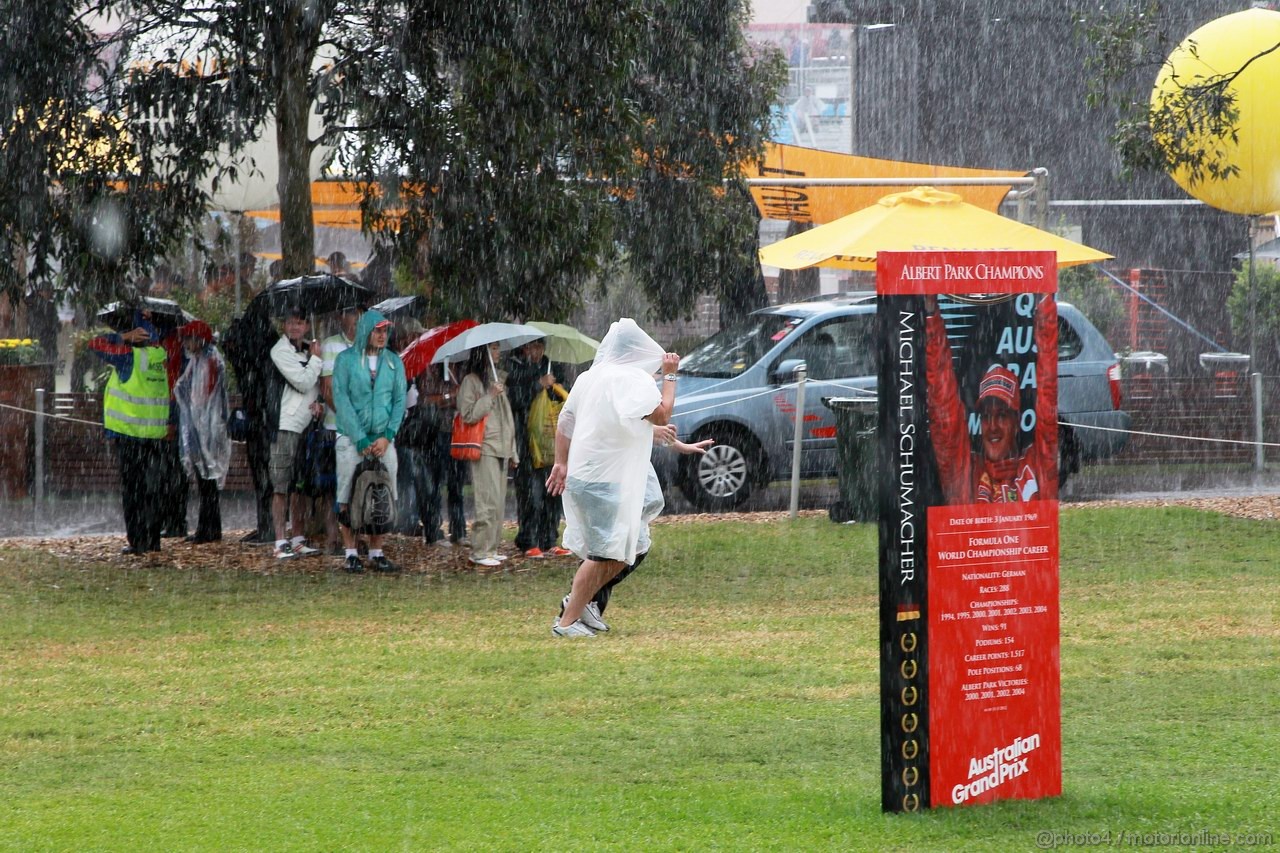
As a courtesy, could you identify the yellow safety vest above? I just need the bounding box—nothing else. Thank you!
[104,345,171,439]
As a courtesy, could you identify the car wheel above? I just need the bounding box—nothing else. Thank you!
[679,427,758,510]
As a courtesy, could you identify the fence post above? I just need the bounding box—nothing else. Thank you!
[790,367,807,519]
[34,388,45,504]
[1253,372,1265,472]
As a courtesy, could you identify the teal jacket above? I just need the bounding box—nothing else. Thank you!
[333,310,407,453]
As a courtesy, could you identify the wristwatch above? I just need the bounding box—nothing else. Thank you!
[663,373,678,382]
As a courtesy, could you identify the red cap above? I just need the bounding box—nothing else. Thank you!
[373,319,393,330]
[978,365,1018,410]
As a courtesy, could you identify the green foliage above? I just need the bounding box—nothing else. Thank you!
[344,0,785,322]
[1058,265,1127,345]
[1227,261,1280,372]
[4,1,782,324]
[0,509,1277,846]
[1080,2,1253,182]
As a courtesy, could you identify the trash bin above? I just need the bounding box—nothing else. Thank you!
[822,395,878,523]
[1119,351,1169,400]
[1198,352,1251,398]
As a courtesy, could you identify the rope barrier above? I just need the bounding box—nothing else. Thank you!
[2,395,1276,449]
[0,401,101,427]
[1061,419,1280,449]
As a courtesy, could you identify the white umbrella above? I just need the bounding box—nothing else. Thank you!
[430,322,546,383]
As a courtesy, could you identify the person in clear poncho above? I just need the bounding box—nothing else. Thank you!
[545,319,682,637]
[174,321,232,543]
[554,428,712,634]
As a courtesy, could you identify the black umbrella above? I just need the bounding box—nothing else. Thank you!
[370,294,419,317]
[97,297,194,332]
[254,274,372,318]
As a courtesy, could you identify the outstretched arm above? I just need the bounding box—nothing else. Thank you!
[1033,295,1059,501]
[925,300,974,505]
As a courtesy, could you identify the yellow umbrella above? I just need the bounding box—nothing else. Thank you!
[758,186,1112,270]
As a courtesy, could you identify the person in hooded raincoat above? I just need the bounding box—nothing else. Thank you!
[554,427,712,634]
[544,318,681,638]
[174,321,232,543]
[332,309,407,573]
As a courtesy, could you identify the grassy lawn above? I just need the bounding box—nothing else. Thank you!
[1,507,1276,851]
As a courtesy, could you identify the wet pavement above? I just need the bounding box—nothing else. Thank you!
[2,464,1278,539]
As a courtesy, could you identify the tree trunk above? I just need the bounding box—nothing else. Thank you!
[274,13,316,279]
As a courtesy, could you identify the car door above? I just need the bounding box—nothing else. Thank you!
[776,314,877,475]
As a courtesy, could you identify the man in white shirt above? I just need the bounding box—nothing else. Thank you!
[269,307,324,559]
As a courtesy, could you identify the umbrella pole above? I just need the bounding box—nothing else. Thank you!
[488,349,498,385]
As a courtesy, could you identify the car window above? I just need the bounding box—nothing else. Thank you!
[783,315,875,380]
[1058,316,1083,361]
[680,313,805,377]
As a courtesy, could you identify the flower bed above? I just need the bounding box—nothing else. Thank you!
[0,338,41,366]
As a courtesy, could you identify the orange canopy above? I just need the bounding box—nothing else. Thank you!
[245,180,406,230]
[748,143,1025,224]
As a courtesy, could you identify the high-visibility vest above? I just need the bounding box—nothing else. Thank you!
[104,345,171,439]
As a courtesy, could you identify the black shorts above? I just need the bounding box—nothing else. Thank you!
[587,551,647,568]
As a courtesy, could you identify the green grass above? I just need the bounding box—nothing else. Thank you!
[1,507,1277,851]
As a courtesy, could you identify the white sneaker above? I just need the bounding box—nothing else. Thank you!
[551,620,596,638]
[274,543,297,560]
[470,555,502,567]
[492,553,509,562]
[292,541,321,557]
[580,601,609,633]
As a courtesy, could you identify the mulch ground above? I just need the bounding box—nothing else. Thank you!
[0,499,1277,575]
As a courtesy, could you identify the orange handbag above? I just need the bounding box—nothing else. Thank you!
[449,414,486,461]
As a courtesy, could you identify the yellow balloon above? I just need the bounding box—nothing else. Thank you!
[1150,8,1280,215]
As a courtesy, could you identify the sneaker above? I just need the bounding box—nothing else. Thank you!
[343,554,365,574]
[523,547,545,558]
[492,553,510,562]
[428,538,453,548]
[546,546,573,557]
[292,541,321,557]
[274,543,298,560]
[579,601,610,633]
[551,620,596,638]
[454,536,471,547]
[371,555,400,573]
[470,555,502,567]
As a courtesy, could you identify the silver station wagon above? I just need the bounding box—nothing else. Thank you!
[657,293,1131,510]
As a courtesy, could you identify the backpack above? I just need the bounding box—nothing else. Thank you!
[293,419,337,497]
[348,457,396,535]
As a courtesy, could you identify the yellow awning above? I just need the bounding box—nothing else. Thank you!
[749,143,1024,224]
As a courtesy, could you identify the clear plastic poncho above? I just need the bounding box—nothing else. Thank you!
[175,344,232,487]
[559,318,664,564]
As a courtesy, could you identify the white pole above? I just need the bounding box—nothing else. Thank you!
[34,387,45,504]
[790,367,807,519]
[1253,371,1265,472]
[487,347,498,384]
[234,212,243,317]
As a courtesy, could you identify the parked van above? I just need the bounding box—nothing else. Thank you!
[658,293,1130,510]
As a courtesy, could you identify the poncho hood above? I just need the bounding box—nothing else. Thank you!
[592,318,664,375]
